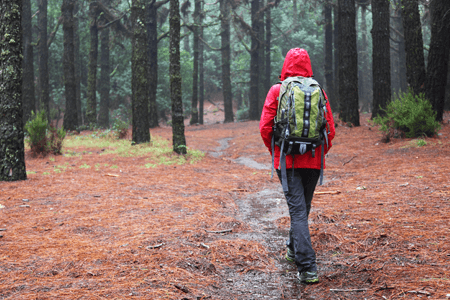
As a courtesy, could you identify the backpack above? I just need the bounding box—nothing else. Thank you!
[271,76,329,192]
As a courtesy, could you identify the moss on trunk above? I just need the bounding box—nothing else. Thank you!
[0,0,27,181]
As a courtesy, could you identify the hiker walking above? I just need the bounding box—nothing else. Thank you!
[259,48,335,284]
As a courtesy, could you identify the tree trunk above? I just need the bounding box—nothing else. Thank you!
[401,0,426,95]
[62,0,78,131]
[190,0,200,125]
[38,0,50,121]
[199,5,204,125]
[324,0,335,106]
[146,1,159,128]
[22,0,35,125]
[170,0,186,154]
[249,0,260,120]
[0,0,27,181]
[371,0,391,118]
[333,4,340,112]
[98,7,111,129]
[424,0,450,122]
[74,1,82,126]
[358,4,371,113]
[264,7,272,93]
[338,0,360,126]
[131,0,150,144]
[390,0,407,97]
[258,0,266,115]
[221,0,233,123]
[86,2,99,126]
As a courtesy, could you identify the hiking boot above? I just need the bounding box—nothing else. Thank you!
[285,247,295,262]
[297,271,319,284]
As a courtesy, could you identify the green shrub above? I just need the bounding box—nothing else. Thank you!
[47,125,66,154]
[24,110,66,156]
[373,91,441,142]
[24,111,48,155]
[236,105,249,121]
[112,118,129,139]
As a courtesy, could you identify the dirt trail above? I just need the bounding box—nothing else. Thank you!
[1,115,449,299]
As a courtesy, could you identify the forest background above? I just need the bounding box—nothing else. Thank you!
[13,0,450,135]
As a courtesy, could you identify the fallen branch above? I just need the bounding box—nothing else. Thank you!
[200,243,210,249]
[205,229,232,234]
[314,191,341,195]
[407,290,431,295]
[342,155,357,166]
[231,188,249,192]
[330,288,367,292]
[146,243,165,249]
[105,173,119,177]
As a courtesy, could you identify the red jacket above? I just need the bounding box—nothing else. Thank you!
[259,48,335,170]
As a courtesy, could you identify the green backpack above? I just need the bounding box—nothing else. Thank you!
[271,76,329,191]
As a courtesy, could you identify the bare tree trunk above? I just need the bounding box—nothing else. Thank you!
[249,0,260,120]
[199,3,204,125]
[62,0,78,131]
[170,0,186,154]
[401,0,426,95]
[324,0,335,105]
[38,0,50,121]
[190,0,200,125]
[358,4,371,113]
[0,0,27,181]
[333,4,340,112]
[338,0,360,126]
[264,7,272,93]
[86,2,99,126]
[221,0,233,123]
[146,1,160,128]
[371,0,391,118]
[98,2,111,129]
[74,1,82,126]
[131,0,150,144]
[22,0,35,125]
[424,0,450,121]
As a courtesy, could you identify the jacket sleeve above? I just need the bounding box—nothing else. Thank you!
[323,91,335,154]
[259,85,280,154]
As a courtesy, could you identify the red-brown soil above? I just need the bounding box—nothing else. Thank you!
[1,112,449,299]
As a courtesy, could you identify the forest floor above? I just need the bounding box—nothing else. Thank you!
[1,109,450,300]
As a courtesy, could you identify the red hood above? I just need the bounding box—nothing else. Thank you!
[280,48,313,80]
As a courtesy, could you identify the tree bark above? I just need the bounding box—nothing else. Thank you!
[390,0,407,96]
[0,0,27,181]
[249,0,260,120]
[371,0,391,118]
[358,4,371,113]
[221,0,233,123]
[190,0,200,125]
[198,4,204,125]
[74,1,82,126]
[21,0,35,125]
[424,0,450,122]
[170,0,187,154]
[62,0,78,131]
[98,1,111,129]
[338,0,360,126]
[324,0,335,107]
[86,2,100,126]
[401,0,426,95]
[264,7,272,94]
[333,4,340,112]
[131,0,150,144]
[38,0,50,121]
[146,1,160,128]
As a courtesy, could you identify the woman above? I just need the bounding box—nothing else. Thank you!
[259,48,336,284]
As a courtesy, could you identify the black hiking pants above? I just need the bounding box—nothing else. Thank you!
[276,168,320,273]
